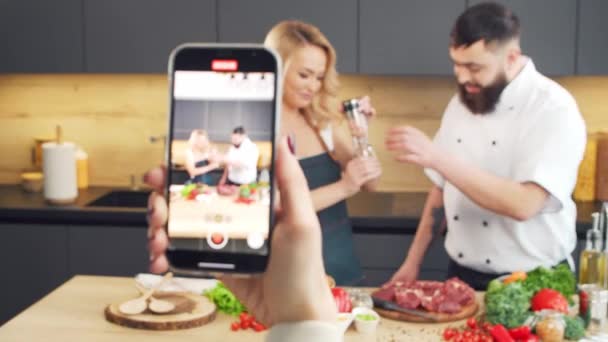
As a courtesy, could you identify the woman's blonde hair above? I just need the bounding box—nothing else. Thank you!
[264,20,341,128]
[188,129,210,153]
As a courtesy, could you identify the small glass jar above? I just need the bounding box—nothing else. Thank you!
[589,289,608,334]
[348,288,373,310]
[535,311,565,342]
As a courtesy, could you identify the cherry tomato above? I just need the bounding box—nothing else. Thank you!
[462,331,473,339]
[482,322,493,332]
[239,313,251,323]
[240,320,251,329]
[466,317,478,330]
[251,321,265,332]
[230,322,240,331]
[443,328,458,340]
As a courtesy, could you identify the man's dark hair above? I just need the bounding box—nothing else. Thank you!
[450,2,520,48]
[232,126,246,135]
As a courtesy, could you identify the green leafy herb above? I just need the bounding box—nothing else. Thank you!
[485,282,533,328]
[564,315,586,340]
[204,282,247,316]
[523,264,576,299]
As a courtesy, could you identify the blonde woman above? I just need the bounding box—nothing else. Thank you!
[184,129,219,184]
[265,21,382,285]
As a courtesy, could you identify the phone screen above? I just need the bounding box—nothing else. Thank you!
[166,45,279,273]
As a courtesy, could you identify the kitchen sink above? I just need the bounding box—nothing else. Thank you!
[86,190,151,208]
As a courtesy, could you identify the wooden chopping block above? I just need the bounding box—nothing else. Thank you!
[375,300,479,323]
[105,292,216,330]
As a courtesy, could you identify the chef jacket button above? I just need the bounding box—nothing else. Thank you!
[457,138,462,143]
[486,259,491,264]
[492,140,497,146]
[453,215,459,221]
[482,220,489,227]
[458,252,464,258]
[508,106,515,111]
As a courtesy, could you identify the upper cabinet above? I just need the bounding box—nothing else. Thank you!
[84,0,216,73]
[1,0,606,75]
[577,0,608,75]
[359,0,466,76]
[217,0,357,73]
[0,0,84,73]
[468,0,577,76]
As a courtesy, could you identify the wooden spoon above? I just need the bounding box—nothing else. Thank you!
[119,272,173,315]
[134,282,176,314]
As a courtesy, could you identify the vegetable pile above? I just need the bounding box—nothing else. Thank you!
[484,264,576,329]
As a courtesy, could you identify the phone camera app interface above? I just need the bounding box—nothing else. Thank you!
[169,61,275,256]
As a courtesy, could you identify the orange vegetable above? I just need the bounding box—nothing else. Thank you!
[503,271,527,284]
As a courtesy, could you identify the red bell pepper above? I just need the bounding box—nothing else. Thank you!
[490,324,515,342]
[331,287,352,313]
[508,325,531,339]
[522,334,539,342]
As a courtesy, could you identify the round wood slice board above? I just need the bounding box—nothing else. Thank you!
[105,292,216,330]
[375,300,479,323]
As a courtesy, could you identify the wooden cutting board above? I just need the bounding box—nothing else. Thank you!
[375,300,479,323]
[105,292,216,330]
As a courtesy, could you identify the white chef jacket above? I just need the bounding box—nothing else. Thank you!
[425,59,587,274]
[226,137,260,184]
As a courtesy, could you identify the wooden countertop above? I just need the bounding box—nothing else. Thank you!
[0,275,483,342]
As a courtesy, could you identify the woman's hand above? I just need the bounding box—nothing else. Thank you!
[340,156,382,196]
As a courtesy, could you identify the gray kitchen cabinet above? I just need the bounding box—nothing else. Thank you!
[353,232,449,286]
[468,0,576,76]
[0,224,69,325]
[84,0,216,73]
[0,0,84,72]
[359,0,466,75]
[68,225,148,276]
[577,0,608,75]
[217,0,357,73]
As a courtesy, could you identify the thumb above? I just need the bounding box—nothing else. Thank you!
[275,137,314,219]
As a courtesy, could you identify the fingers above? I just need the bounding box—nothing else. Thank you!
[148,227,169,257]
[143,166,167,193]
[147,192,168,237]
[149,254,169,274]
[395,153,422,165]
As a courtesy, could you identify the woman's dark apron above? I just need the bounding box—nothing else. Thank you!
[299,153,363,286]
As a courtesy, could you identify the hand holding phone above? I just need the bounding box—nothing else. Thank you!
[145,139,337,326]
[165,43,281,275]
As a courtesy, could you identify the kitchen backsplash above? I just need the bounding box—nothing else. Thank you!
[0,74,607,192]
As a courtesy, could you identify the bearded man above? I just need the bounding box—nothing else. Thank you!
[384,1,587,290]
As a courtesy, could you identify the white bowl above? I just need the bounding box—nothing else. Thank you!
[352,307,380,334]
[335,312,354,334]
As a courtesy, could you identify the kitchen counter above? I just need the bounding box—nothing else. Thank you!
[0,184,600,236]
[0,275,480,341]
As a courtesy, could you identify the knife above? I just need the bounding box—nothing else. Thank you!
[372,296,439,322]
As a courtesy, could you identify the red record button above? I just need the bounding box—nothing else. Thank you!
[211,59,238,71]
[211,233,224,245]
[207,230,228,249]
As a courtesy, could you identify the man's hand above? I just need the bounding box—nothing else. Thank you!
[385,126,440,168]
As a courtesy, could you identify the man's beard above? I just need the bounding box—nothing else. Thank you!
[458,72,508,115]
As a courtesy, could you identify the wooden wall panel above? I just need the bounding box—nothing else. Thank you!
[0,74,606,191]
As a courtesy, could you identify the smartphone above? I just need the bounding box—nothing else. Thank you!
[165,43,281,276]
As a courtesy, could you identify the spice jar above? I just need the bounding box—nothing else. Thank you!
[535,311,565,342]
[348,288,373,310]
